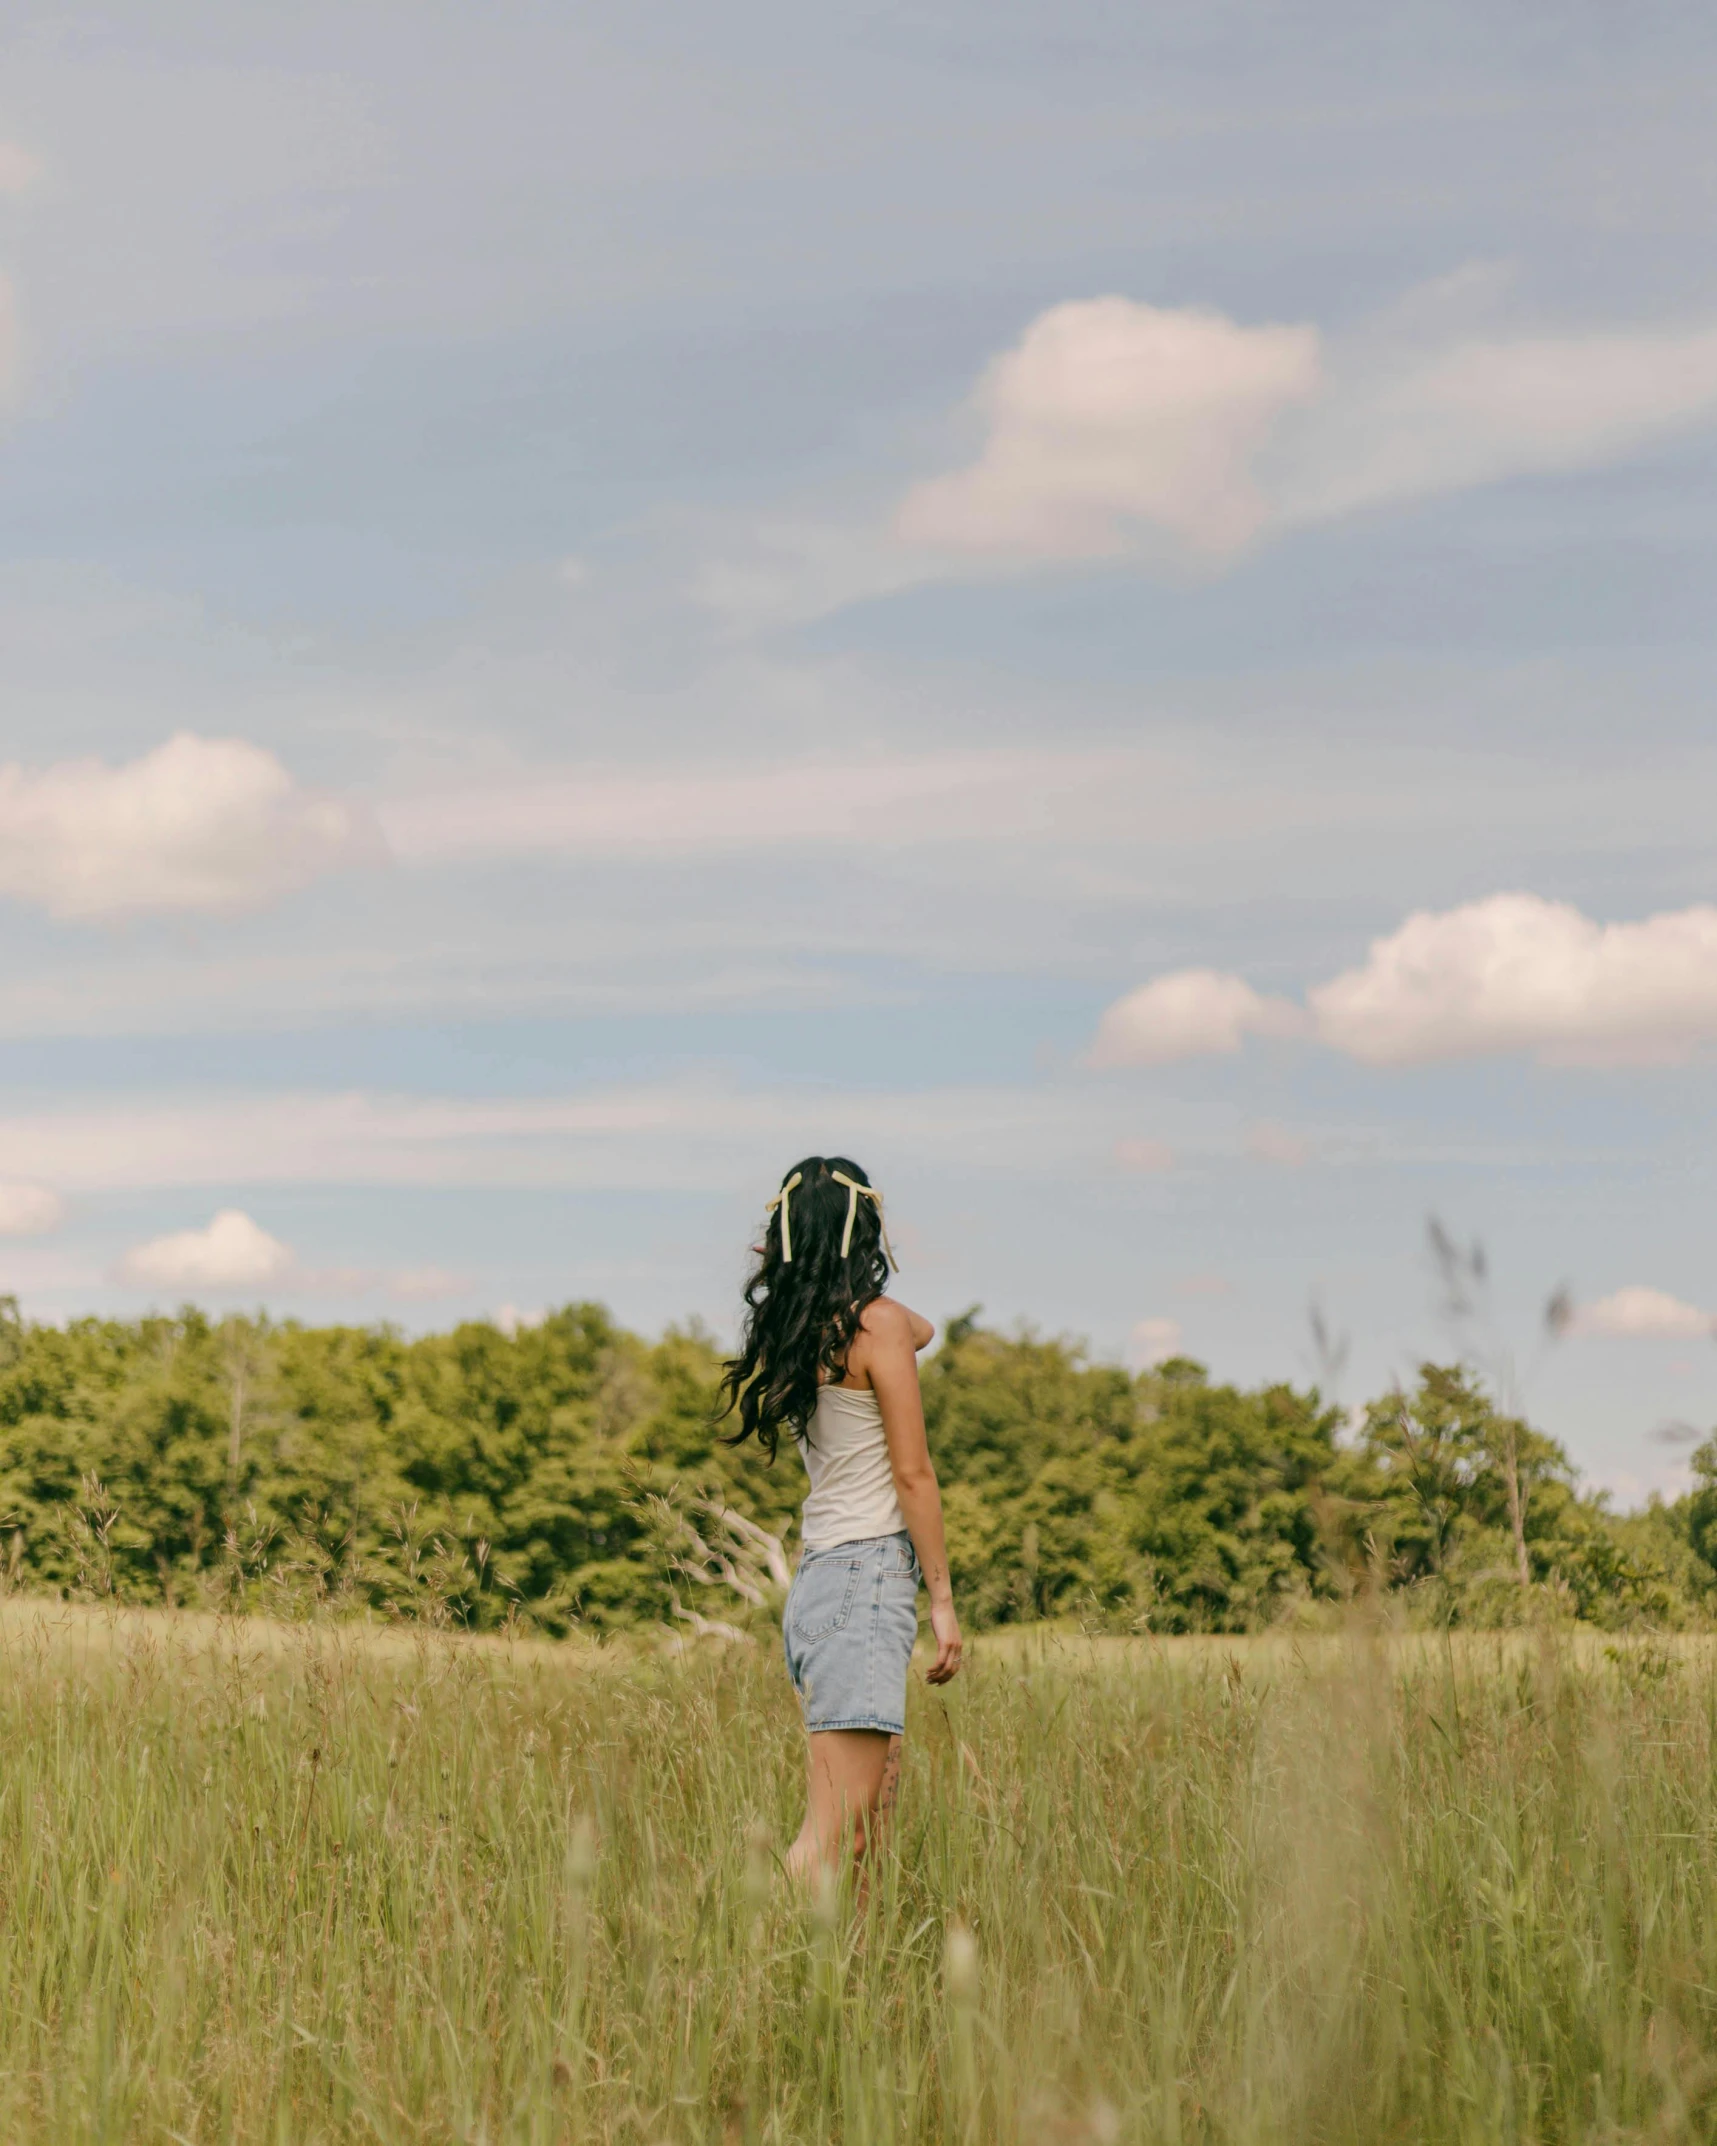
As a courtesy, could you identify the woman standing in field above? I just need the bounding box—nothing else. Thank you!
[719,1156,963,1881]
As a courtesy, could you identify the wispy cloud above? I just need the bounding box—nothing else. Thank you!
[886,287,1717,578]
[0,1082,1102,1197]
[379,745,1160,863]
[1113,1137,1176,1172]
[0,733,380,920]
[388,1266,469,1303]
[1243,1122,1312,1168]
[1092,895,1717,1071]
[1279,319,1717,530]
[0,1184,65,1237]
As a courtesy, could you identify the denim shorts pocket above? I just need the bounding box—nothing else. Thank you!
[790,1556,864,1642]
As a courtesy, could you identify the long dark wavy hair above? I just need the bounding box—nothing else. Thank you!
[716,1155,892,1460]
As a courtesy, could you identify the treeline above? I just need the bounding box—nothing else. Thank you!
[0,1295,1710,1632]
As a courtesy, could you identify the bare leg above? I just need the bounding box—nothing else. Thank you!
[876,1734,903,1828]
[786,1728,892,1882]
[856,1734,905,1909]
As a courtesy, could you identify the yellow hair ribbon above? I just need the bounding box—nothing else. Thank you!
[830,1169,897,1270]
[764,1170,803,1261]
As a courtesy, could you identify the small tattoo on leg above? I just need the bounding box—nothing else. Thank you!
[877,1734,903,1824]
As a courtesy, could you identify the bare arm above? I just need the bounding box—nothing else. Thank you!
[858,1300,962,1685]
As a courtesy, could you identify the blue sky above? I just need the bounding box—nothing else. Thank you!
[2,2,1716,1499]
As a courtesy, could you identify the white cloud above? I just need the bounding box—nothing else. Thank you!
[1570,1287,1715,1340]
[1094,895,1717,1072]
[1128,1316,1183,1369]
[1282,324,1717,528]
[115,1209,475,1301]
[1309,895,1717,1067]
[1088,969,1305,1068]
[0,732,379,919]
[0,143,41,195]
[1244,1122,1311,1168]
[1114,1136,1175,1172]
[0,1183,65,1236]
[897,292,1717,572]
[692,515,940,633]
[119,1209,295,1292]
[897,298,1322,561]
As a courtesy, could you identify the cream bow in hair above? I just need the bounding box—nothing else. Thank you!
[830,1170,898,1270]
[765,1171,803,1261]
[764,1168,898,1269]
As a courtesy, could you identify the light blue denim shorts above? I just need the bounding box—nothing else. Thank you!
[782,1531,922,1735]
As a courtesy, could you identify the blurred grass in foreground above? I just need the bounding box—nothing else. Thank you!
[4,1604,1717,2143]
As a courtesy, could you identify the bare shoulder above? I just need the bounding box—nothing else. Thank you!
[857,1296,936,1353]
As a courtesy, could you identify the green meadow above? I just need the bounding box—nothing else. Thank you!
[5,1601,1717,2144]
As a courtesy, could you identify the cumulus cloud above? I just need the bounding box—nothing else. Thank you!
[1128,1317,1183,1369]
[119,1208,295,1291]
[898,299,1322,560]
[0,1183,65,1237]
[116,1208,470,1301]
[0,732,379,919]
[899,292,1717,570]
[1092,896,1717,1071]
[1088,969,1305,1068]
[1309,895,1717,1067]
[1569,1287,1714,1340]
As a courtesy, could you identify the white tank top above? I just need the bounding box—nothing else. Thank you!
[796,1384,906,1550]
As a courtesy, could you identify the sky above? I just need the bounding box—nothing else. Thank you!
[3,2,1717,1500]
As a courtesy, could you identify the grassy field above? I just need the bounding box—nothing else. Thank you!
[3,1604,1717,2143]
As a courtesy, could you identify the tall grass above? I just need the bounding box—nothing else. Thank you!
[3,1604,1716,2142]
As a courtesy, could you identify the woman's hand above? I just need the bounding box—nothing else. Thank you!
[926,1595,963,1685]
